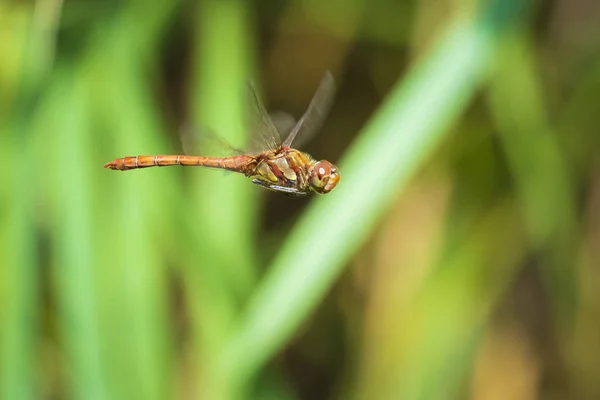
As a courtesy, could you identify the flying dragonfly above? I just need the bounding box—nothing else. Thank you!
[104,72,340,197]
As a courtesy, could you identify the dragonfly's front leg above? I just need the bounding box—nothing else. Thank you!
[251,179,308,197]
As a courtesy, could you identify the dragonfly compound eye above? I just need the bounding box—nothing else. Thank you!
[310,160,340,194]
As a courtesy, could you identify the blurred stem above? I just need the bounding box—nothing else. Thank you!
[30,0,64,83]
[487,32,576,246]
[0,1,64,397]
[486,32,578,319]
[48,2,179,398]
[383,201,526,400]
[0,135,38,400]
[193,0,258,302]
[557,55,600,176]
[187,0,257,398]
[51,75,106,400]
[218,0,522,392]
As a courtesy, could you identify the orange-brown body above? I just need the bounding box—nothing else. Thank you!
[103,148,338,196]
[104,71,340,196]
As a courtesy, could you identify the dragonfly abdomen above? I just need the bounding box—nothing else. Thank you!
[104,154,255,172]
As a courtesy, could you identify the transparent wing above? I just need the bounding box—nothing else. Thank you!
[247,80,281,152]
[269,111,297,139]
[179,123,244,156]
[282,71,336,149]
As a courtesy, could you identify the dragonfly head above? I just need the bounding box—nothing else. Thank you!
[310,160,340,194]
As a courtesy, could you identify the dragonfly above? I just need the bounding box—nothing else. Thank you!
[104,72,340,197]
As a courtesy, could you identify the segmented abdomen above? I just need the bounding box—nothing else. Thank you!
[104,154,255,172]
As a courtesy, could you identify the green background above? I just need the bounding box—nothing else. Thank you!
[1,0,599,398]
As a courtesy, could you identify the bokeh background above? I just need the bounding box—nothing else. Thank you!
[1,0,600,399]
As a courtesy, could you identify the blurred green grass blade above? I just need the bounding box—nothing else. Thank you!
[557,55,600,175]
[119,0,179,51]
[94,4,181,397]
[82,29,177,400]
[95,71,171,400]
[487,32,576,246]
[1,2,63,396]
[49,72,106,400]
[191,0,258,300]
[186,1,257,396]
[0,137,38,400]
[486,32,578,318]
[46,4,178,397]
[219,5,518,387]
[383,202,525,400]
[189,0,255,345]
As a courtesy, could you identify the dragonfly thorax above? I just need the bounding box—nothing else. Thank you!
[250,149,338,196]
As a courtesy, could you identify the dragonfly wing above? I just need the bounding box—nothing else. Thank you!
[282,71,336,149]
[247,80,281,152]
[270,111,297,138]
[179,123,244,156]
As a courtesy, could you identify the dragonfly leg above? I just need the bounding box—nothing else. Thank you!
[252,179,308,197]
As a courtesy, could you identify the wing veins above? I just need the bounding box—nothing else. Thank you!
[282,71,336,149]
[247,81,281,151]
